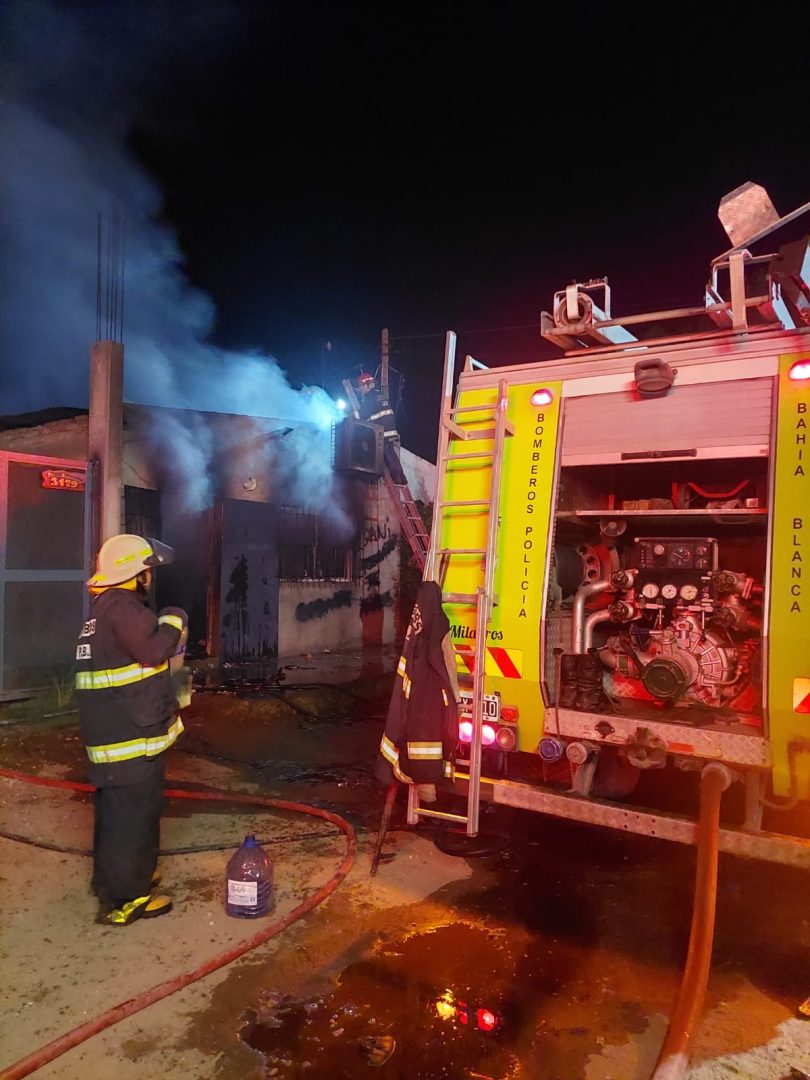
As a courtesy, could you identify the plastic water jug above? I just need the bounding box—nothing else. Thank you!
[225,834,274,918]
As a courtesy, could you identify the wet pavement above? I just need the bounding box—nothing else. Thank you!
[231,805,810,1079]
[2,675,810,1079]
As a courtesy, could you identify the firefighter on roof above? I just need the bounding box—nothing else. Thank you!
[376,580,461,801]
[75,534,188,926]
[357,370,396,438]
[357,370,408,485]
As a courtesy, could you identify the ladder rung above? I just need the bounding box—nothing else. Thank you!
[446,422,515,441]
[413,807,468,824]
[449,404,497,416]
[437,547,486,555]
[448,451,494,460]
[440,499,491,507]
[443,591,499,605]
[454,427,496,441]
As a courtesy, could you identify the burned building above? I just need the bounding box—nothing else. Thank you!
[0,404,435,689]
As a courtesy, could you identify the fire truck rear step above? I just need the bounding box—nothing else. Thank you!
[448,771,810,868]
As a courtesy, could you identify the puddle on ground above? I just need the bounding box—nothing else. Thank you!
[269,763,372,787]
[237,816,807,1079]
[239,921,649,1079]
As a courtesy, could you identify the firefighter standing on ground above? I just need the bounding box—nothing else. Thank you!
[75,534,188,927]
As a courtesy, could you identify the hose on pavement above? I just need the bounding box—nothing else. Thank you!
[650,763,729,1080]
[0,766,357,1080]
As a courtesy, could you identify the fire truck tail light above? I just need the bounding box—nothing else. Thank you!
[476,1008,498,1032]
[459,721,513,748]
[500,705,519,721]
[788,360,810,381]
[530,388,554,406]
[495,726,516,750]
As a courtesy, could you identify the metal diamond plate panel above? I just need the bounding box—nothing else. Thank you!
[718,182,779,247]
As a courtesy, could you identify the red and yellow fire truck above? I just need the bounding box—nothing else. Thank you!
[413,182,810,866]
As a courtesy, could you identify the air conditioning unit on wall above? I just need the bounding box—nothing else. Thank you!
[332,418,384,477]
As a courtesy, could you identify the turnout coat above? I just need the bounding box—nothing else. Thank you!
[76,586,187,787]
[376,581,459,785]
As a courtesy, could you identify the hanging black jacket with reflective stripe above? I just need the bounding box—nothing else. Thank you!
[375,581,459,785]
[75,587,187,787]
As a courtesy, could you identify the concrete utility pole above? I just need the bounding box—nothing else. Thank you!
[88,341,124,543]
[381,327,390,398]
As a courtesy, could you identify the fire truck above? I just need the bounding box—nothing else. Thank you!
[411,182,810,867]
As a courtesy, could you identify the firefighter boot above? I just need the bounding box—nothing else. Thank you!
[575,651,606,712]
[91,866,160,897]
[101,893,173,927]
[559,654,579,708]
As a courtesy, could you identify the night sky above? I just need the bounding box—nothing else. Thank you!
[2,3,808,459]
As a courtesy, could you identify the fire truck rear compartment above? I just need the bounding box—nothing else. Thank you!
[548,456,769,726]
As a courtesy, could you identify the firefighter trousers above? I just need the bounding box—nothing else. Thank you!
[92,756,165,907]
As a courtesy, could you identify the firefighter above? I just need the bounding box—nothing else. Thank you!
[75,534,188,926]
[357,371,396,437]
[356,371,408,485]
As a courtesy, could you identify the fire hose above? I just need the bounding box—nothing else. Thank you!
[651,762,730,1080]
[0,766,357,1080]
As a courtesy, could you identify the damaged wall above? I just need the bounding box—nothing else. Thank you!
[0,405,431,664]
[277,474,403,658]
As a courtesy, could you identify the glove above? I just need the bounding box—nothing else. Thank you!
[159,607,189,655]
[159,606,188,629]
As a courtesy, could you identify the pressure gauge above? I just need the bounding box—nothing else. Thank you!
[680,583,699,601]
[661,583,678,600]
[669,546,693,568]
[641,582,660,600]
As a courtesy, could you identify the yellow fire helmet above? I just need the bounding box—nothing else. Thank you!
[88,534,175,588]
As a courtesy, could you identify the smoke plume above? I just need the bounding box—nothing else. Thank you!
[0,2,346,522]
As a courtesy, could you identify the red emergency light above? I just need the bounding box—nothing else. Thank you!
[530,388,554,406]
[455,1002,500,1032]
[788,360,810,381]
[458,720,497,746]
[476,1009,498,1032]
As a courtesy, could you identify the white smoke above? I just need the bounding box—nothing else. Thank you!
[0,19,349,525]
[1,103,340,423]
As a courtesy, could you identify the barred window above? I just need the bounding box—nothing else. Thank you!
[124,486,162,540]
[278,506,357,581]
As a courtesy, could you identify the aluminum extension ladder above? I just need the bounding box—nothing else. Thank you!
[380,466,429,574]
[407,330,514,837]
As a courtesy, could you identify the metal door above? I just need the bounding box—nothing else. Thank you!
[219,500,279,663]
[0,453,93,690]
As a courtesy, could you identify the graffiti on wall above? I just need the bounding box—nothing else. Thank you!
[361,534,397,571]
[360,501,398,662]
[222,554,249,656]
[295,589,352,622]
[359,569,392,615]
